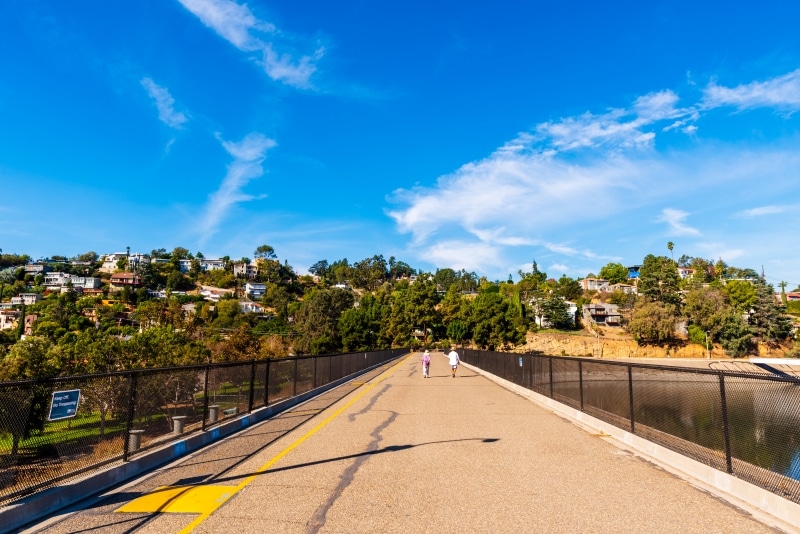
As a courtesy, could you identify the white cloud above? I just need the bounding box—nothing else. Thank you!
[389,152,643,245]
[140,77,188,129]
[737,205,791,217]
[177,0,323,88]
[421,240,504,273]
[389,68,800,283]
[200,132,276,240]
[656,208,701,236]
[704,69,800,111]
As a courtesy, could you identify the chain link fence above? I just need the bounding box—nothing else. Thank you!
[461,349,800,504]
[0,348,407,506]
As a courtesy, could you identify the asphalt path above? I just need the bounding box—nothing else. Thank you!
[24,352,781,533]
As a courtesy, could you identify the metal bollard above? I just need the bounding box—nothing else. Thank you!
[128,429,145,452]
[172,416,188,435]
[208,405,220,424]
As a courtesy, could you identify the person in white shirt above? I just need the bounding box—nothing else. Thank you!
[447,349,460,378]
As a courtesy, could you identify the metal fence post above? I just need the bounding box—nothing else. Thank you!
[293,357,298,397]
[248,360,256,412]
[579,360,584,411]
[628,365,635,433]
[202,366,210,431]
[719,374,733,474]
[549,357,554,398]
[122,372,137,462]
[264,358,271,406]
[312,356,317,388]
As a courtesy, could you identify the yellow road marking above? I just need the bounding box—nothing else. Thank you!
[176,355,409,533]
[116,485,237,514]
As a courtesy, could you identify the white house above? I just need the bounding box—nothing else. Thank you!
[44,272,71,287]
[11,293,43,306]
[581,277,611,292]
[100,252,149,273]
[0,310,20,330]
[200,259,225,271]
[677,267,695,280]
[239,301,264,314]
[245,282,266,299]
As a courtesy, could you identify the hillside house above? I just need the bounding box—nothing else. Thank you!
[0,310,20,330]
[677,267,695,279]
[24,263,51,276]
[239,301,264,314]
[234,263,258,279]
[11,293,42,306]
[610,283,637,295]
[101,252,149,273]
[582,303,621,326]
[110,272,141,289]
[627,265,642,280]
[245,282,266,299]
[581,277,611,292]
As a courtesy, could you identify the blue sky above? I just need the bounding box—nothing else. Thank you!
[1,1,799,288]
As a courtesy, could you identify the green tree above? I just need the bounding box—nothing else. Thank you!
[433,268,459,292]
[683,286,729,339]
[638,255,681,307]
[254,244,277,260]
[629,301,676,344]
[308,260,329,279]
[598,262,629,285]
[350,255,388,291]
[541,296,572,329]
[471,292,523,350]
[403,276,440,344]
[294,288,354,354]
[718,311,754,358]
[724,280,757,312]
[552,275,583,301]
[748,279,792,345]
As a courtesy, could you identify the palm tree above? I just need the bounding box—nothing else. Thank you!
[667,242,674,263]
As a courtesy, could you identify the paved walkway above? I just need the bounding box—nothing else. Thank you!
[25,352,781,533]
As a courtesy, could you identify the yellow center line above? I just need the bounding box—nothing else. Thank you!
[178,354,410,534]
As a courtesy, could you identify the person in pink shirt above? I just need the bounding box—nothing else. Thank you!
[421,350,431,378]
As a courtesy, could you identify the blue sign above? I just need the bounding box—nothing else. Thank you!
[49,389,81,421]
[519,357,523,367]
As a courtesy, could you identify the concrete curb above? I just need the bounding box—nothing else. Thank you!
[462,361,800,534]
[0,356,405,533]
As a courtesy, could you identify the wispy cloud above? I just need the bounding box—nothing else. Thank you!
[737,205,791,217]
[141,77,188,129]
[389,68,800,280]
[199,132,276,241]
[656,208,701,236]
[177,0,324,88]
[703,68,800,111]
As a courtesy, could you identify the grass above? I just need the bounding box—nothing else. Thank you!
[0,413,128,452]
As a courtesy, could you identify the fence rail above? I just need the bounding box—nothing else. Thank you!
[461,349,800,504]
[0,348,407,506]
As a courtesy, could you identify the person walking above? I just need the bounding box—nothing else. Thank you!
[447,348,460,378]
[422,350,431,378]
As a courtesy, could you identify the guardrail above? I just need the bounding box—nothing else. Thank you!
[460,349,800,504]
[0,348,407,506]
